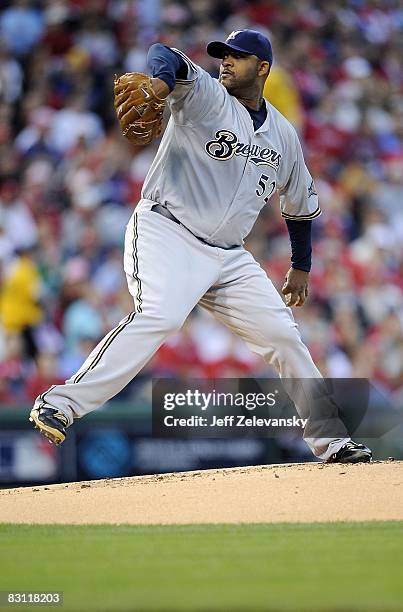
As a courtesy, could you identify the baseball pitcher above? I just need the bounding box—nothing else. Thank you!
[30,29,372,463]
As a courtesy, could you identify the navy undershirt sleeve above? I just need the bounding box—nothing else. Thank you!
[285,219,312,272]
[147,43,188,92]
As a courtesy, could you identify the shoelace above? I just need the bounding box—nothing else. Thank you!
[52,412,69,427]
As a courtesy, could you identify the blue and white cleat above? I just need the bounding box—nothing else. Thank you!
[29,405,69,445]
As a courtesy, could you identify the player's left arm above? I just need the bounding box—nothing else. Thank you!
[281,220,312,307]
[279,127,321,307]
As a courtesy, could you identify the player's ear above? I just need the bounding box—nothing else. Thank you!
[258,61,270,77]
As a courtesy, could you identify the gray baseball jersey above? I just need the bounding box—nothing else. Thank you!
[140,49,321,248]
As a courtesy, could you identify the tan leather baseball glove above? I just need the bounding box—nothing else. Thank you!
[114,72,166,145]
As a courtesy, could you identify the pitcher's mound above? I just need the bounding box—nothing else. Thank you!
[1,461,401,525]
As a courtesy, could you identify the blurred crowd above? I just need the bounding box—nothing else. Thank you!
[0,0,402,407]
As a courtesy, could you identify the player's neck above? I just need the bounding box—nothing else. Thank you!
[238,96,264,111]
[235,85,265,111]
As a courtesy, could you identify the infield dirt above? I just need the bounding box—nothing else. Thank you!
[0,460,401,525]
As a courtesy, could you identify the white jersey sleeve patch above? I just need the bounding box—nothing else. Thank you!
[168,48,226,126]
[279,128,321,221]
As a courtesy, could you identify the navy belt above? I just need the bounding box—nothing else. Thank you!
[150,204,238,250]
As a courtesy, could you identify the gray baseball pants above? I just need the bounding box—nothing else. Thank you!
[36,201,349,459]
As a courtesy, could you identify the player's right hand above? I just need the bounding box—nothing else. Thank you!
[113,72,167,145]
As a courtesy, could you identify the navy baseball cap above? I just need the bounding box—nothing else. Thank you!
[207,29,273,65]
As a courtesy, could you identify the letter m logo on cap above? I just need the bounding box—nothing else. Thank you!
[227,30,242,41]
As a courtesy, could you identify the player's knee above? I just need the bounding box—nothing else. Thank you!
[156,310,186,334]
[252,324,300,360]
[167,313,186,333]
[266,322,301,348]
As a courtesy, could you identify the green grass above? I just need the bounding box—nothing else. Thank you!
[0,522,402,611]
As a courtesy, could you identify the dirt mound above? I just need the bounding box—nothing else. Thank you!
[1,461,401,524]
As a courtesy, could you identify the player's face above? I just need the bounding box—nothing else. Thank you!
[219,51,265,92]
